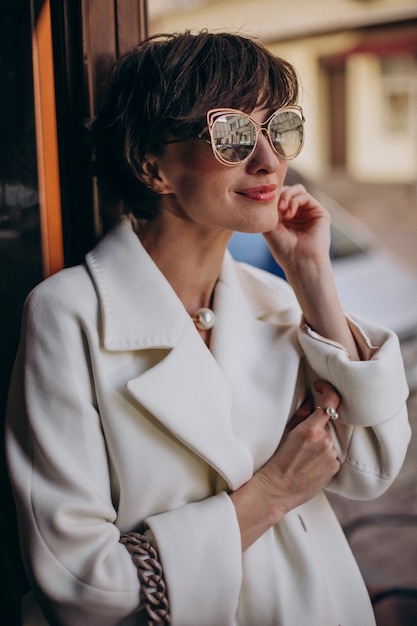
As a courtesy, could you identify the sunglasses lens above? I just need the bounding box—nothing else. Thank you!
[211,114,257,164]
[269,110,304,159]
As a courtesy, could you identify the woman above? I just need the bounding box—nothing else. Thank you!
[6,30,411,626]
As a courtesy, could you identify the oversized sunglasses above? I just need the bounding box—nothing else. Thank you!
[166,106,305,166]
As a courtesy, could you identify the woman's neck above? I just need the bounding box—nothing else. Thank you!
[135,213,230,318]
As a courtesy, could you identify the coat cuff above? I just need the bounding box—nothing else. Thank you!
[298,313,409,427]
[300,314,380,361]
[145,492,241,626]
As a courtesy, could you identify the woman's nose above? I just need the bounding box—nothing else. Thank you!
[246,130,281,173]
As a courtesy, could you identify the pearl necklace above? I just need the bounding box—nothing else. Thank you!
[191,307,216,330]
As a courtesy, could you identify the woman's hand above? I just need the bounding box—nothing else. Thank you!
[263,184,361,360]
[257,380,340,518]
[230,381,341,551]
[263,184,332,277]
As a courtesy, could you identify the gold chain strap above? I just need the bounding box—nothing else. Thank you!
[120,532,171,625]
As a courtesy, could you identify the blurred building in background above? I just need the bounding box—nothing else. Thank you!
[149,0,417,184]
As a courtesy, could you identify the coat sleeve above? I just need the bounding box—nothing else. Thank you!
[5,275,243,626]
[5,277,143,625]
[297,313,411,500]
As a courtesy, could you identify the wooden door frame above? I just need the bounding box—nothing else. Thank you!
[31,0,64,276]
[31,0,148,274]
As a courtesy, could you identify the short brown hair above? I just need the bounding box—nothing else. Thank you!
[90,30,300,219]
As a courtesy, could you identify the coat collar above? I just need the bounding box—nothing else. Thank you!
[86,217,299,351]
[85,218,301,489]
[86,217,188,351]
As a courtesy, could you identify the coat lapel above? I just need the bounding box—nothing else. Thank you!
[210,259,304,471]
[126,321,254,490]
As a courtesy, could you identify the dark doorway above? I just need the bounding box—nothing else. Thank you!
[324,61,347,169]
[0,0,42,622]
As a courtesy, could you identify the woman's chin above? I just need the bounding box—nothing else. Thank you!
[248,215,279,234]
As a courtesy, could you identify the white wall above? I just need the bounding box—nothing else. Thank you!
[347,55,417,182]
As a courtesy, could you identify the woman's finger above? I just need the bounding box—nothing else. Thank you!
[285,394,315,432]
[313,380,341,425]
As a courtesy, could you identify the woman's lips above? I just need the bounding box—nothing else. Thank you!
[238,184,277,202]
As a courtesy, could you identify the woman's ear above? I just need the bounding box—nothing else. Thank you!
[141,155,173,194]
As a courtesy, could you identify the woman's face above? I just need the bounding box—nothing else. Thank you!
[151,107,289,236]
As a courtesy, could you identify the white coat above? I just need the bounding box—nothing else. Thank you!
[6,217,411,626]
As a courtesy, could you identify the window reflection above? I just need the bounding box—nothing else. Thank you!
[0,1,43,411]
[0,0,42,621]
[380,54,416,133]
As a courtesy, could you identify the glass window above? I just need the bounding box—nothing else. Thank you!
[380,54,417,133]
[1,0,42,620]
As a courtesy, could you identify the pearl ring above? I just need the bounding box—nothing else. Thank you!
[316,406,339,420]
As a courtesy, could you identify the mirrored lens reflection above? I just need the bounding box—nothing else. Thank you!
[212,114,255,163]
[211,111,303,163]
[269,111,303,159]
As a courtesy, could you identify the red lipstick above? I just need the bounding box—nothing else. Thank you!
[239,184,277,202]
